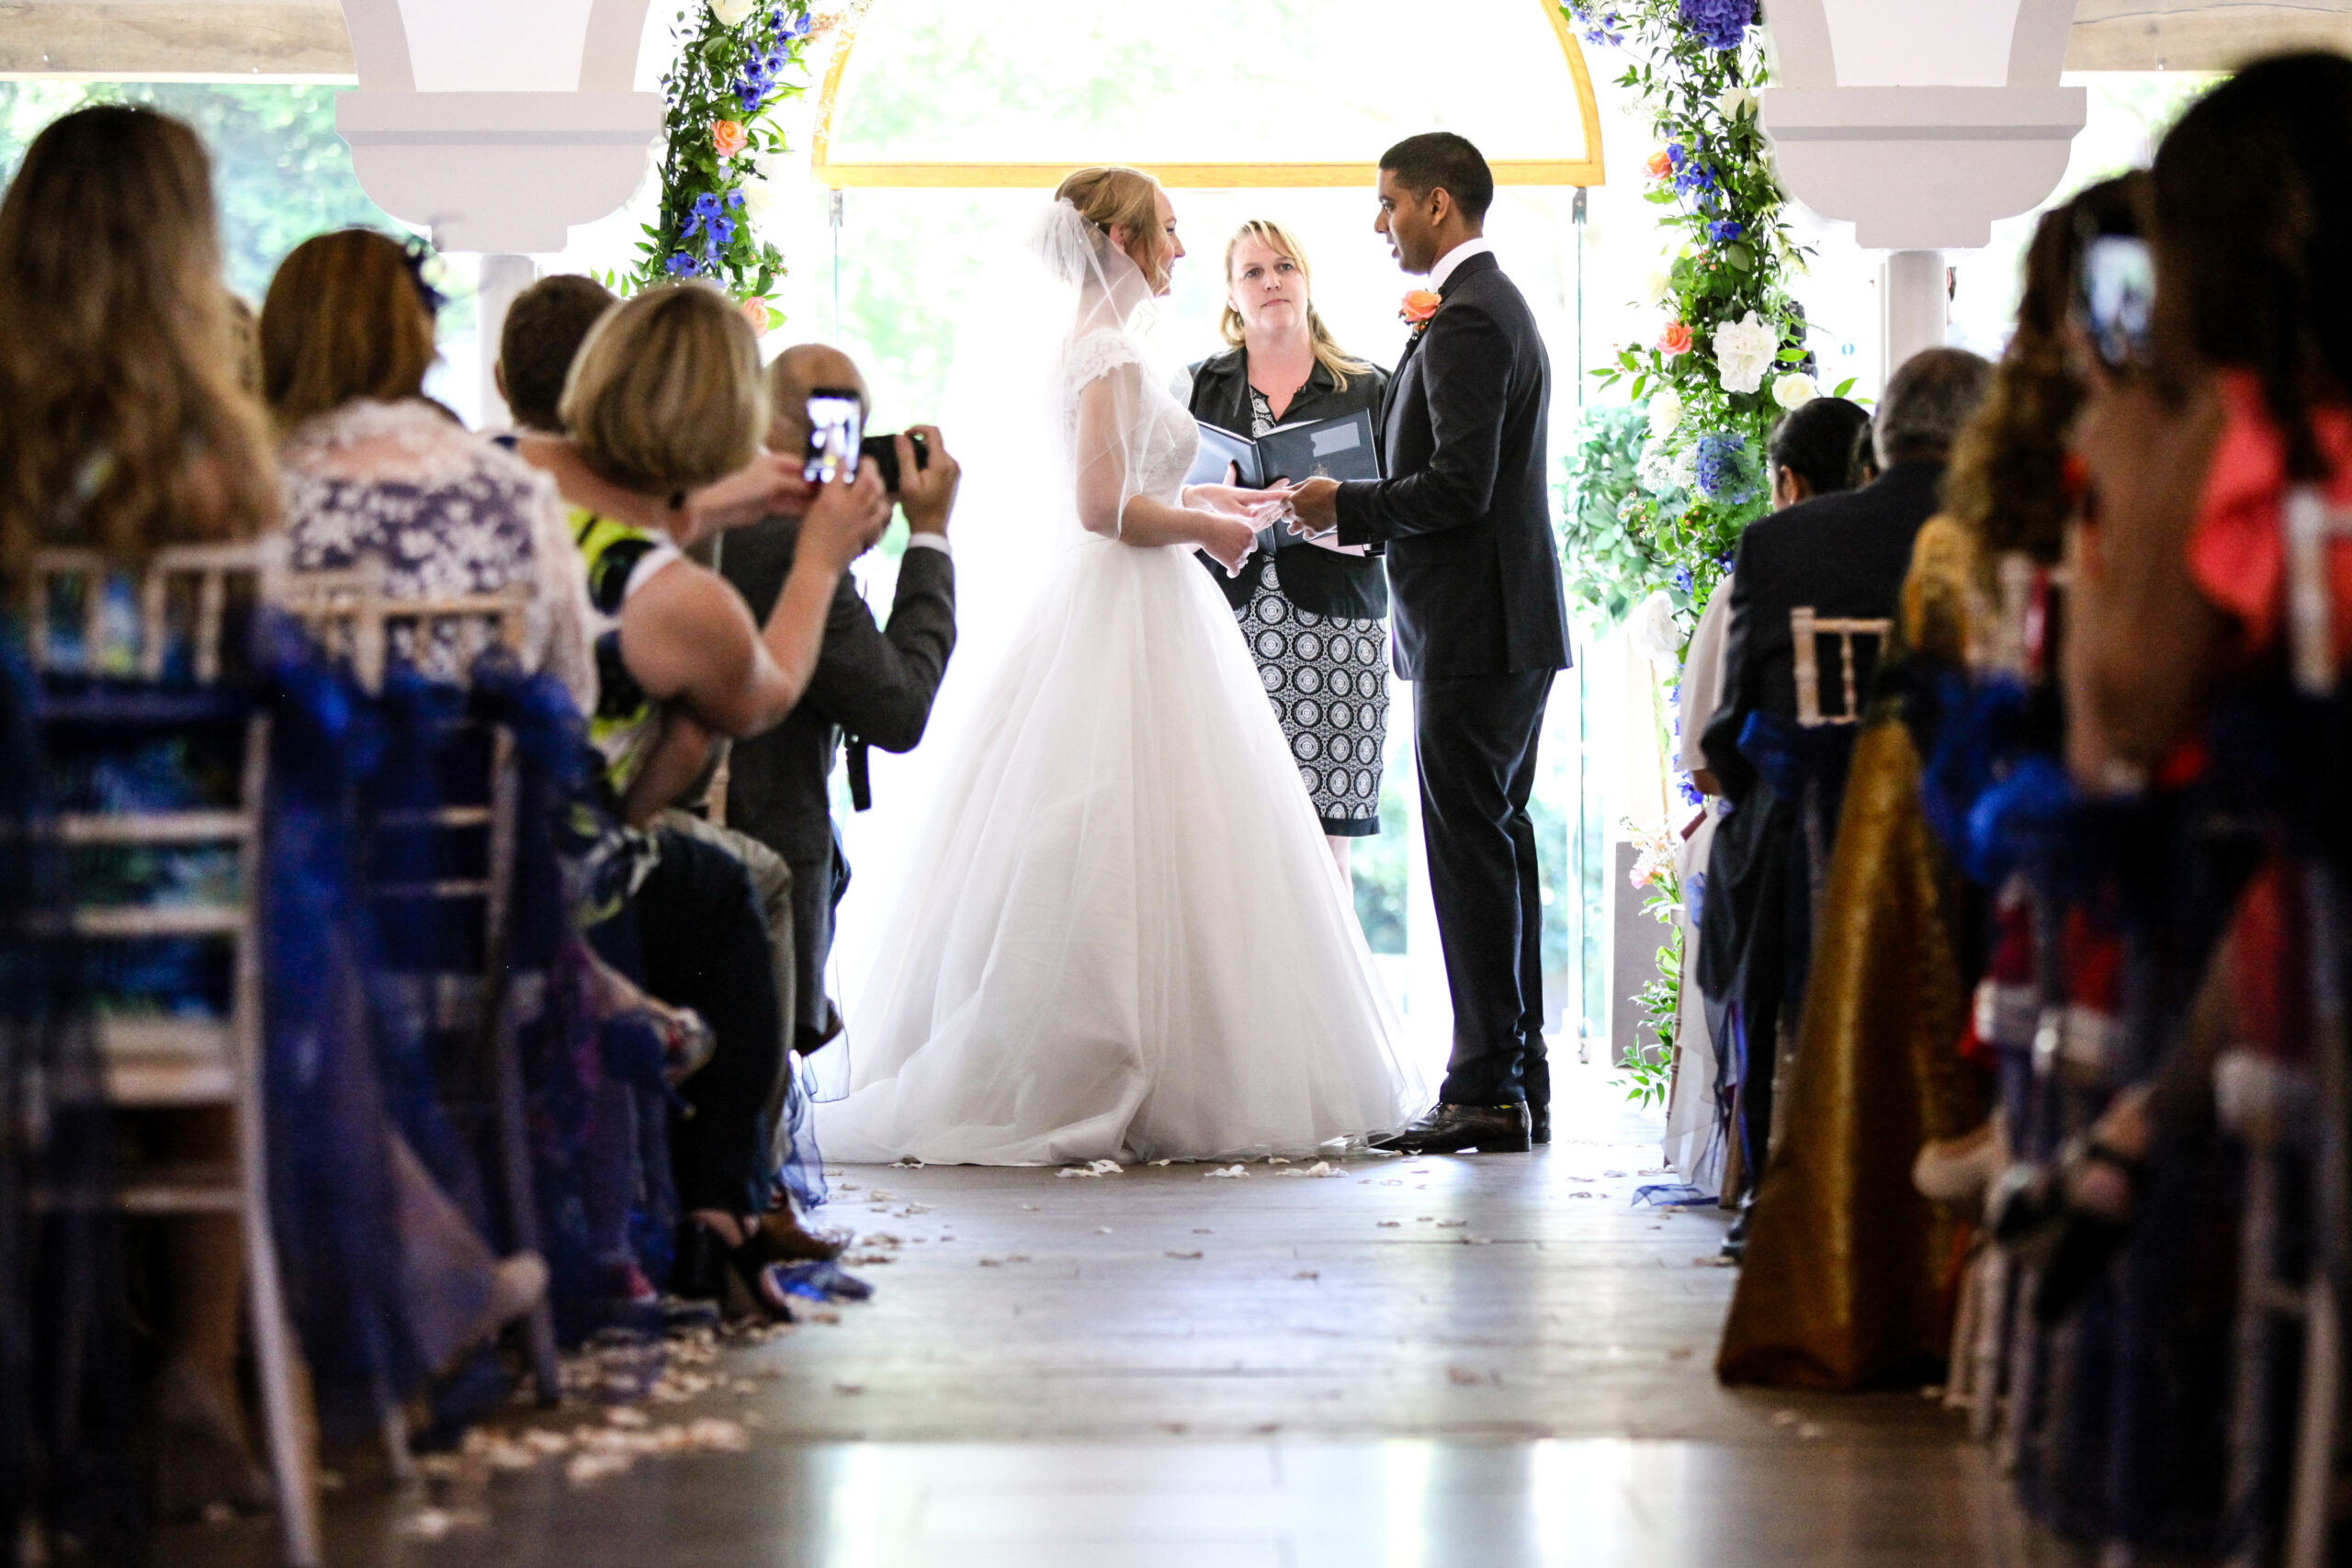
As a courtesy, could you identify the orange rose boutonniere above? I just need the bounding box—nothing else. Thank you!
[712,118,749,159]
[1400,289,1442,332]
[1659,320,1693,355]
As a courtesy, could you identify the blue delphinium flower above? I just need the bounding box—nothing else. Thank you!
[665,252,699,276]
[1677,772,1703,807]
[1709,219,1743,243]
[693,192,723,218]
[1694,430,1750,501]
[727,189,745,210]
[708,214,736,247]
[1679,0,1753,51]
[1570,4,1623,44]
[1672,565,1694,597]
[777,7,811,39]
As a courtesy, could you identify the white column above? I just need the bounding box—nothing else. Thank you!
[1881,249,1947,380]
[475,252,537,433]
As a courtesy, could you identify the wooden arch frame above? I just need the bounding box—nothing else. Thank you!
[807,0,1607,189]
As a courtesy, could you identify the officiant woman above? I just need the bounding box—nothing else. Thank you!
[1188,220,1392,874]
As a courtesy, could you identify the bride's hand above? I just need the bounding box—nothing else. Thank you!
[1196,511,1259,576]
[1185,481,1293,520]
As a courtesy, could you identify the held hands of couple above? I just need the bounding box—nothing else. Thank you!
[1284,477,1341,541]
[1184,479,1292,576]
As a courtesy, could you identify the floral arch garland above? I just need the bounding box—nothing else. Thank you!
[1561,0,1821,632]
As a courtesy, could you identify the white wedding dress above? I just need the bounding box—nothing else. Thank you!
[814,204,1427,1167]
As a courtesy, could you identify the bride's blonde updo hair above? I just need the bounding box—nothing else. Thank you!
[1055,165,1166,286]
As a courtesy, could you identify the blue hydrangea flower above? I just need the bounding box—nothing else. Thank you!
[1709,219,1744,243]
[1679,0,1752,51]
[1695,430,1751,501]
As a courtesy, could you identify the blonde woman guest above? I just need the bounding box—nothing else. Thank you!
[1188,220,1392,875]
[513,282,889,1313]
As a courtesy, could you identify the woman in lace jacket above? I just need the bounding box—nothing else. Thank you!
[258,229,597,708]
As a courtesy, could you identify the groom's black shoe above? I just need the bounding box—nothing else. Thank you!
[1529,1100,1551,1145]
[1372,1102,1532,1156]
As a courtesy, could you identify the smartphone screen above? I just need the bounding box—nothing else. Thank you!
[2078,236,2155,371]
[803,389,864,485]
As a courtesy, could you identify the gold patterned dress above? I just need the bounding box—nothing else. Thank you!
[1715,515,1990,1389]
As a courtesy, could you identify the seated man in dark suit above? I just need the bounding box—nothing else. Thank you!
[718,344,960,1054]
[1699,346,1992,1237]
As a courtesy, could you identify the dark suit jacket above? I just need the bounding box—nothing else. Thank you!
[718,521,956,1030]
[1332,250,1569,680]
[1699,460,1944,805]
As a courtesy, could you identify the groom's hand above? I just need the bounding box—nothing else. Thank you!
[1287,478,1340,538]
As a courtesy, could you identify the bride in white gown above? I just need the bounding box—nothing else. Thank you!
[816,167,1429,1166]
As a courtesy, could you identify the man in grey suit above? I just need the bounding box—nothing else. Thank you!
[719,344,961,1052]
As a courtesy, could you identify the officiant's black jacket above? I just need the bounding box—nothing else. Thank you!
[1698,458,1943,806]
[719,519,956,1035]
[1333,250,1569,680]
[1186,349,1389,619]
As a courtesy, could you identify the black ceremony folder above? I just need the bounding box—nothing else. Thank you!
[1183,408,1383,491]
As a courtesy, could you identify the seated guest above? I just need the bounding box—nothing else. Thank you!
[260,229,595,710]
[514,287,890,1310]
[1717,181,2141,1388]
[719,344,961,1056]
[1670,395,1871,1193]
[1699,349,1992,1235]
[494,273,616,436]
[0,101,284,1527]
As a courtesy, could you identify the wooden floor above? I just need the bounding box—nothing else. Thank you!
[162,1067,2056,1567]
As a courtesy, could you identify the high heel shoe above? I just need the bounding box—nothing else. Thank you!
[673,1219,797,1321]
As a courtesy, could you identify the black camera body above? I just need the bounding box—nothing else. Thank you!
[859,430,931,494]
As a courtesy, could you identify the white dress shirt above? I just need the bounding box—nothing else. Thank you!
[1427,237,1495,293]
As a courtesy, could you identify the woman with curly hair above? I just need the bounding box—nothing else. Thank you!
[1717,175,2143,1391]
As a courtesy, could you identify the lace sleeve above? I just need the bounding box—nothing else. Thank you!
[1064,328,1142,393]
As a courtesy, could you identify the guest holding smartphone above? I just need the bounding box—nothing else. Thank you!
[1188,220,1393,874]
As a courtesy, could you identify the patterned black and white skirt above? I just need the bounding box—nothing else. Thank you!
[1235,558,1388,838]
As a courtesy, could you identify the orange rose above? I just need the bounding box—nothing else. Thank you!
[1660,321,1693,355]
[1645,149,1674,180]
[712,118,748,159]
[740,296,771,335]
[1398,289,1442,327]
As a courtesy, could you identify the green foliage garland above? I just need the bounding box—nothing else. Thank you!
[1558,1,1835,631]
[612,0,817,324]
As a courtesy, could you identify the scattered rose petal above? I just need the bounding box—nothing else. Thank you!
[1204,1164,1248,1179]
[1166,1250,1204,1260]
[1436,1218,1467,1229]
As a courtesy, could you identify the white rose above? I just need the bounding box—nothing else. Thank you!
[740,156,785,224]
[1636,266,1672,309]
[1718,86,1757,121]
[1625,589,1682,671]
[1771,371,1817,410]
[709,0,757,27]
[1645,384,1683,440]
[1712,310,1778,396]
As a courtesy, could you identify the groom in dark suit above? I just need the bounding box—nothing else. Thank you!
[1290,132,1571,1155]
